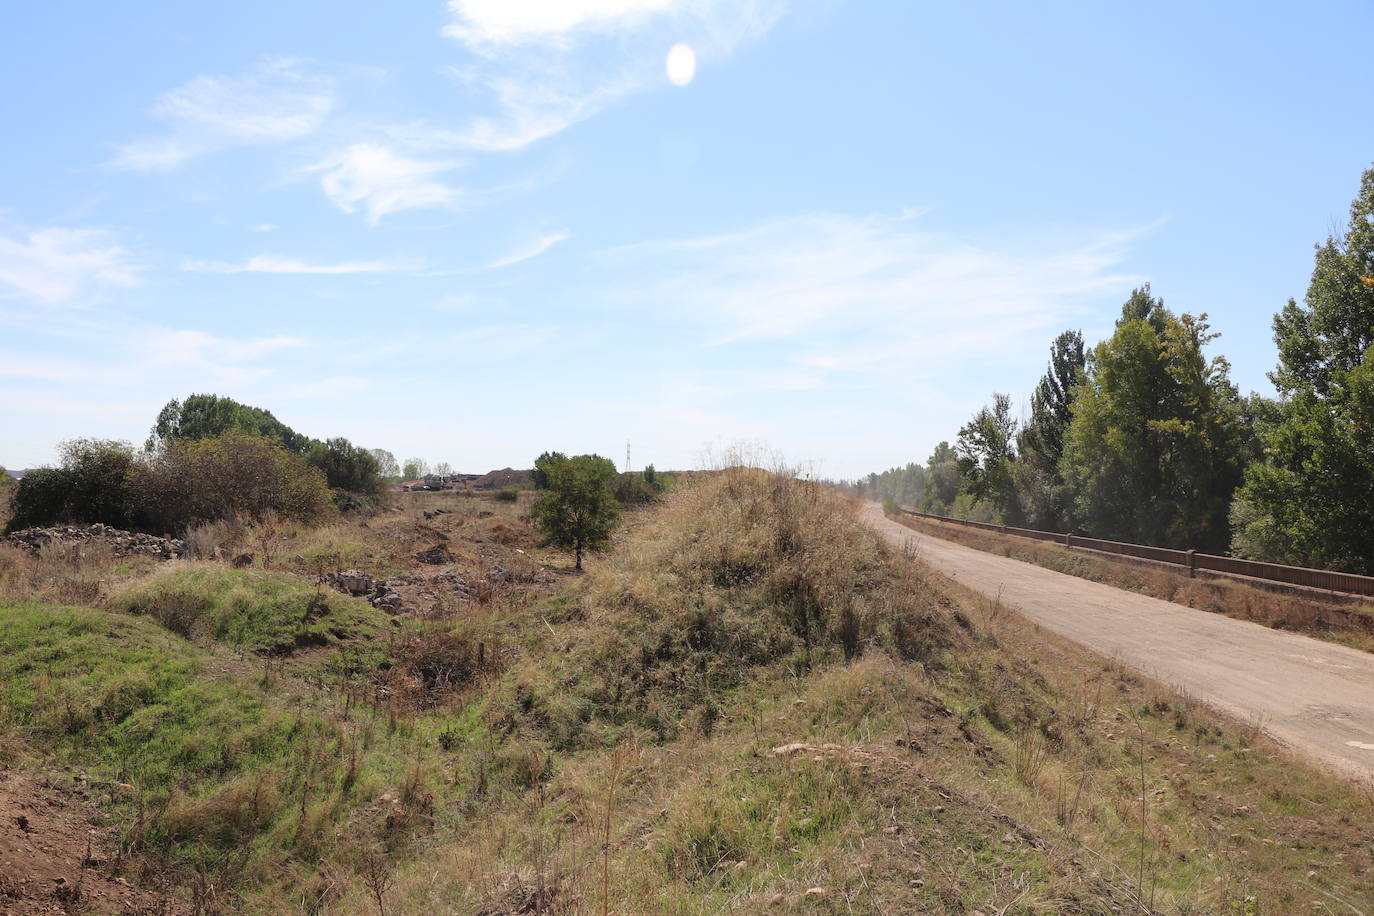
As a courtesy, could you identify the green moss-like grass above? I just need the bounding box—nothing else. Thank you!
[110,565,385,653]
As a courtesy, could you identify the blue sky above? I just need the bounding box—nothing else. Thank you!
[2,1,1372,478]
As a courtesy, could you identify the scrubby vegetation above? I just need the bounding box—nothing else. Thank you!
[7,432,335,535]
[8,396,386,535]
[2,466,1370,913]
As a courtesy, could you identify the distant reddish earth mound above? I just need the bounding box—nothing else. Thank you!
[470,468,532,490]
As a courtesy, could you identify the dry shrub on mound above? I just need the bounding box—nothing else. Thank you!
[491,467,961,747]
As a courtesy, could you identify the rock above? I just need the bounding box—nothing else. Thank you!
[321,569,376,597]
[414,544,454,565]
[3,524,187,560]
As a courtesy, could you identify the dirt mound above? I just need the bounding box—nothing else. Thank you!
[0,768,189,914]
[5,525,186,560]
[470,468,532,490]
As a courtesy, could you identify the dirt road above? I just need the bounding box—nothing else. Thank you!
[860,503,1374,782]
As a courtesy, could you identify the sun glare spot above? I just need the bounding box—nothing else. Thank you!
[666,43,696,87]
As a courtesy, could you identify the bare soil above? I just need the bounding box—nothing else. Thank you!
[0,768,187,915]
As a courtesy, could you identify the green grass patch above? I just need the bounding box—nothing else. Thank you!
[0,603,311,793]
[110,565,385,653]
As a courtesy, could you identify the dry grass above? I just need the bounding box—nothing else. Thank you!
[0,539,159,606]
[324,471,1374,915]
[6,474,1373,914]
[897,514,1374,652]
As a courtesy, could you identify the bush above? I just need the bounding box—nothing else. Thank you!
[140,431,335,532]
[6,439,143,533]
[307,437,383,499]
[493,487,520,502]
[0,468,14,528]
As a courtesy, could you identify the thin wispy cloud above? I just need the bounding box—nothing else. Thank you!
[484,229,571,269]
[0,227,142,305]
[311,143,463,224]
[438,0,786,152]
[444,0,675,47]
[110,58,335,172]
[181,255,412,275]
[603,211,1147,373]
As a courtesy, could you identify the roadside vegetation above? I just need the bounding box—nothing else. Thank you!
[861,163,1374,575]
[2,459,1372,913]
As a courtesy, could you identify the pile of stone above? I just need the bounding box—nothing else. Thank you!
[319,567,478,616]
[4,524,187,560]
[413,544,454,565]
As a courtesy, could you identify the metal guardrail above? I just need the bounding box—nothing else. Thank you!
[900,509,1374,598]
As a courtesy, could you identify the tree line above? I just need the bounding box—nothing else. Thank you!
[5,394,387,533]
[862,164,1374,574]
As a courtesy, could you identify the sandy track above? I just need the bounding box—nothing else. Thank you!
[860,503,1374,782]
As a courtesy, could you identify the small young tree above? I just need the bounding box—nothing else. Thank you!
[529,453,620,570]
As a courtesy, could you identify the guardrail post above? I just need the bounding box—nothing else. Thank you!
[1064,533,1072,549]
[1000,524,1007,534]
[1187,549,1196,578]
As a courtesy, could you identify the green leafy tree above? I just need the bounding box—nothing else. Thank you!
[529,453,621,570]
[369,449,400,480]
[922,442,962,514]
[307,437,383,499]
[531,451,567,490]
[402,458,430,480]
[148,394,313,453]
[861,463,928,509]
[956,393,1022,523]
[1015,330,1085,529]
[1231,165,1374,572]
[1062,287,1243,550]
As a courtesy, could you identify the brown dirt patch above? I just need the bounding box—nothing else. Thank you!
[0,768,188,915]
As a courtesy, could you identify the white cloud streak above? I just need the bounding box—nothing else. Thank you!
[180,255,411,275]
[603,211,1147,374]
[438,0,785,151]
[311,143,463,224]
[484,229,571,269]
[111,58,335,171]
[0,227,142,305]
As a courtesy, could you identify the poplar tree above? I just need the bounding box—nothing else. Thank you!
[1231,165,1374,572]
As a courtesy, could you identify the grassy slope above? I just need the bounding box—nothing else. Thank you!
[0,477,1371,914]
[345,471,1374,914]
[110,564,385,653]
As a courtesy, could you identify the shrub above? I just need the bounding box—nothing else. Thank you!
[139,431,335,532]
[6,439,143,532]
[0,468,14,528]
[493,487,520,502]
[307,437,383,499]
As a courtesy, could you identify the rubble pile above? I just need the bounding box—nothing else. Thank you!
[318,568,477,615]
[4,524,187,560]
